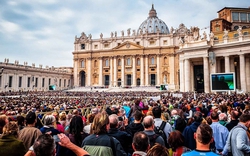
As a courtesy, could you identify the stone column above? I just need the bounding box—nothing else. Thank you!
[210,57,217,74]
[132,56,136,86]
[246,57,250,92]
[73,59,78,87]
[121,56,125,87]
[113,56,117,87]
[240,54,246,91]
[225,56,230,73]
[145,55,149,86]
[87,58,92,86]
[179,59,184,92]
[13,73,17,91]
[110,57,113,87]
[203,57,210,93]
[184,59,190,92]
[157,54,160,85]
[140,55,144,86]
[217,58,221,73]
[169,55,175,87]
[230,57,234,73]
[23,74,27,90]
[99,57,103,86]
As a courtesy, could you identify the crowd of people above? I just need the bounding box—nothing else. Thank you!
[0,90,250,156]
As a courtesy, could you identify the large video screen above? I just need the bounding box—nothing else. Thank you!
[49,85,56,90]
[210,73,235,91]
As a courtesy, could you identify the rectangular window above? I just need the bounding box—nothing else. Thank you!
[27,77,30,87]
[163,40,168,45]
[81,44,85,49]
[35,78,38,87]
[105,70,109,72]
[232,12,239,21]
[81,60,85,68]
[49,78,51,85]
[240,13,247,22]
[19,77,22,87]
[137,69,140,71]
[59,79,61,87]
[42,78,45,87]
[118,43,121,46]
[105,60,109,66]
[64,79,66,87]
[0,76,1,87]
[248,13,250,22]
[8,76,13,87]
[149,41,155,45]
[104,43,109,48]
[127,58,131,66]
[68,79,70,87]
[136,42,140,45]
[94,45,98,49]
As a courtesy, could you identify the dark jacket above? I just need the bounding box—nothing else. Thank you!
[226,120,239,131]
[182,121,201,150]
[0,134,26,156]
[125,122,144,138]
[40,126,60,136]
[108,128,133,154]
[82,134,127,156]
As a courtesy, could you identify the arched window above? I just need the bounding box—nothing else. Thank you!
[127,58,131,66]
[94,60,97,67]
[105,59,109,67]
[137,58,140,66]
[118,59,121,66]
[81,60,85,68]
[151,57,155,65]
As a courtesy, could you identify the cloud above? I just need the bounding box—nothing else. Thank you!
[0,0,249,67]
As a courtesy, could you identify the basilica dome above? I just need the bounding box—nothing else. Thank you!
[137,4,170,35]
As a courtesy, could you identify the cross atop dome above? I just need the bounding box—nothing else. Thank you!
[149,4,157,18]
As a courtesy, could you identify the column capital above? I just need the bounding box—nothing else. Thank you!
[98,57,103,60]
[87,57,92,60]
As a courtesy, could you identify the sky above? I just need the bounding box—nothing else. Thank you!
[0,0,249,67]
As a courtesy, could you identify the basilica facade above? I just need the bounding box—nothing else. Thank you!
[73,5,202,91]
[1,6,250,93]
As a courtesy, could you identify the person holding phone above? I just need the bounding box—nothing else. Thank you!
[25,133,90,156]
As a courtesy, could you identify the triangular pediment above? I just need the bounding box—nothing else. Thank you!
[113,41,144,50]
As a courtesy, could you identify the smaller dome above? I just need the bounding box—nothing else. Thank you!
[137,4,170,35]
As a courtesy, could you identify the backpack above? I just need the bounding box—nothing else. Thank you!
[148,133,160,148]
[154,121,169,148]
